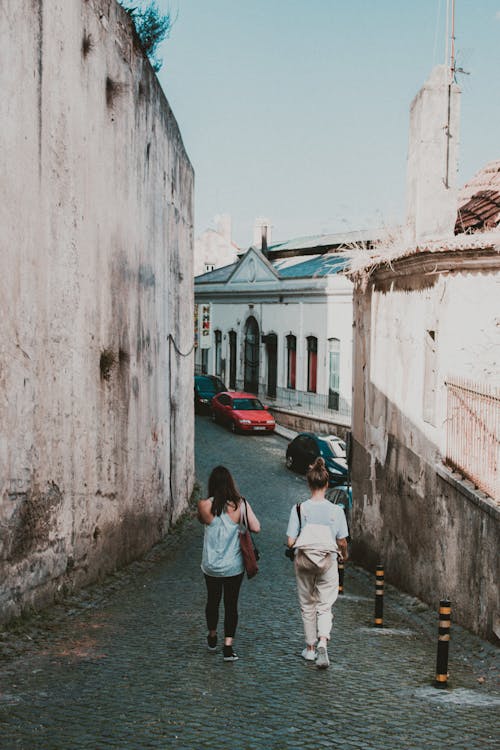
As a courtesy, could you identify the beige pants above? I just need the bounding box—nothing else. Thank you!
[295,555,339,645]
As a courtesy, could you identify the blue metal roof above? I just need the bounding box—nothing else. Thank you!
[265,228,378,254]
[195,262,237,282]
[194,252,351,284]
[274,254,350,278]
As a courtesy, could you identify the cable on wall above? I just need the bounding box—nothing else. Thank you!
[167,333,195,528]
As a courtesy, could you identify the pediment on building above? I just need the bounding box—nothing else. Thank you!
[227,248,279,284]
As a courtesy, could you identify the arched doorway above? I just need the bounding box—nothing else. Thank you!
[244,316,260,394]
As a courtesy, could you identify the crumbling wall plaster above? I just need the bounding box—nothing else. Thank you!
[0,0,194,622]
[351,266,499,641]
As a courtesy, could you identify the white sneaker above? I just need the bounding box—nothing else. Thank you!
[316,645,329,669]
[301,648,317,662]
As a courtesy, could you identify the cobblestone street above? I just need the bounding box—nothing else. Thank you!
[0,416,499,749]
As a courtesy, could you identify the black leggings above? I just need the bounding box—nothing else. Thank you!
[204,573,244,638]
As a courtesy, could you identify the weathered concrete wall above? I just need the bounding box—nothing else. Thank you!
[0,0,194,621]
[351,266,499,640]
[269,408,350,441]
[406,65,460,243]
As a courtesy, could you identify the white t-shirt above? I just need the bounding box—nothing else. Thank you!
[286,498,348,541]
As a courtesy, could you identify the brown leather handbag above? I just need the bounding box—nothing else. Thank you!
[239,498,259,579]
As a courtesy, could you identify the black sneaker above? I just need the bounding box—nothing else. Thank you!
[223,645,239,661]
[207,634,217,652]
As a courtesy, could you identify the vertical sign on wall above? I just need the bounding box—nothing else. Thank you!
[200,303,211,349]
[194,304,199,349]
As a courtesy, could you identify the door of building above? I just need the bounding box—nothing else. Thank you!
[244,316,259,394]
[265,333,277,398]
[228,331,237,389]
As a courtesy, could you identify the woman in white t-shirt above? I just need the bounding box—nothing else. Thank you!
[286,456,348,669]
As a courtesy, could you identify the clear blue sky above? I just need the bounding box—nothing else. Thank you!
[157,0,500,247]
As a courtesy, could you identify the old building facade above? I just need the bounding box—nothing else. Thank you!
[349,65,500,640]
[350,234,499,640]
[194,230,377,435]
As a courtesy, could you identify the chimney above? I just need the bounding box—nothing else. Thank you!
[253,218,272,252]
[215,214,232,243]
[406,65,460,243]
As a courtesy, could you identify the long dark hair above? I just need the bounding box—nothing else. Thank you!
[208,465,241,516]
[306,456,329,490]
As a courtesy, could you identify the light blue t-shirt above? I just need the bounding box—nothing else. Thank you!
[201,512,244,577]
[286,498,348,541]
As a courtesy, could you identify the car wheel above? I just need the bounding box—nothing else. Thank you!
[286,454,294,470]
[211,411,217,423]
[230,420,237,434]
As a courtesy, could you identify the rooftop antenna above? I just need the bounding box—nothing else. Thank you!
[450,0,456,82]
[444,0,469,188]
[444,0,455,188]
[445,0,450,72]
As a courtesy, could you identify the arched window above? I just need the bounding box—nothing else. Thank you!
[307,336,317,393]
[286,334,296,389]
[328,338,340,410]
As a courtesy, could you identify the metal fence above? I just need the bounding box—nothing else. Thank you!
[445,377,499,502]
[236,380,351,422]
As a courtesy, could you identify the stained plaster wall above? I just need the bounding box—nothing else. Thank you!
[0,0,194,621]
[351,266,499,640]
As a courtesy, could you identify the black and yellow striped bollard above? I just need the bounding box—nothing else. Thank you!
[338,559,345,595]
[374,564,384,627]
[435,599,451,688]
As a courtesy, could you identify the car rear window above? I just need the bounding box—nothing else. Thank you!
[325,438,346,458]
[232,398,264,411]
[196,377,218,393]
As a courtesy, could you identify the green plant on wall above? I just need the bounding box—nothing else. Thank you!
[119,1,172,72]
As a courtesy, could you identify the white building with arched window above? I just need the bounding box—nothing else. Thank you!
[194,230,377,435]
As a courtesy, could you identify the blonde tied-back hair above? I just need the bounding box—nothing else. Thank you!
[306,456,329,490]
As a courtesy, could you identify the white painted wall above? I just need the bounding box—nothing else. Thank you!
[0,0,194,621]
[368,271,499,460]
[406,65,460,243]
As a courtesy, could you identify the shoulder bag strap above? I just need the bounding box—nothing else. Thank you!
[296,503,302,531]
[239,497,248,530]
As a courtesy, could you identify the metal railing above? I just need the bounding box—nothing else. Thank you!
[445,377,499,502]
[236,380,351,422]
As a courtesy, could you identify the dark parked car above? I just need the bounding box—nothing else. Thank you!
[286,432,348,487]
[194,375,226,414]
[211,391,275,434]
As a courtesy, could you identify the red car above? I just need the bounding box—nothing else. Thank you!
[211,391,275,434]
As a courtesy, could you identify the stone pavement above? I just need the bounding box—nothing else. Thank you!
[0,416,498,749]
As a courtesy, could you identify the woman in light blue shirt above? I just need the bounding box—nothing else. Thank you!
[198,465,260,661]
